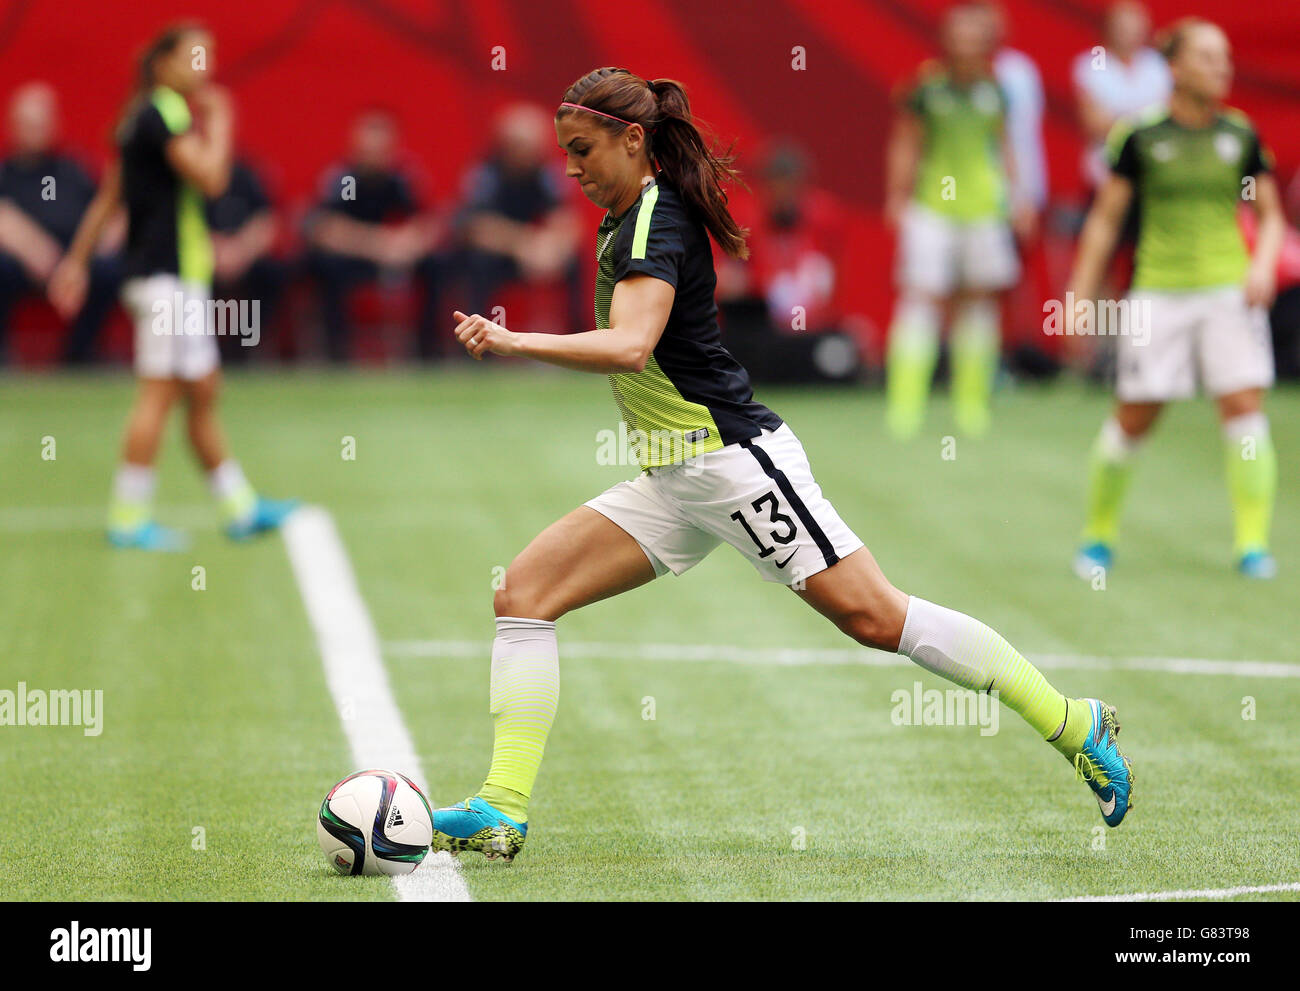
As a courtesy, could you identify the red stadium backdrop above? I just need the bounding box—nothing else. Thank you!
[2,0,1298,348]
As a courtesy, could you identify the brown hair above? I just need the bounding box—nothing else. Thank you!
[557,67,750,260]
[1155,16,1216,62]
[118,20,206,137]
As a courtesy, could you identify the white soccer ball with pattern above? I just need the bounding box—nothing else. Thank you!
[316,769,434,876]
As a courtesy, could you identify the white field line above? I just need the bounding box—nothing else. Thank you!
[384,639,1300,679]
[1059,881,1300,902]
[283,506,469,903]
[0,504,213,531]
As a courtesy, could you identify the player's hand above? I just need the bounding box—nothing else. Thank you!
[47,257,89,319]
[453,310,518,360]
[883,194,907,230]
[1011,200,1039,242]
[192,84,232,120]
[1244,263,1277,309]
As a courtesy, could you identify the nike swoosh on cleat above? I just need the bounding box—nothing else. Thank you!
[1097,790,1117,817]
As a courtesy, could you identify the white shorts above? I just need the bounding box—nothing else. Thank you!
[896,202,1020,295]
[122,274,220,381]
[1116,286,1275,402]
[585,423,864,586]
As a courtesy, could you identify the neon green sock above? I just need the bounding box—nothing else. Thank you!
[108,464,155,532]
[210,460,257,524]
[1224,420,1277,555]
[886,313,939,439]
[477,783,528,823]
[1049,698,1093,758]
[1082,419,1137,545]
[108,498,150,532]
[950,301,999,437]
[477,617,559,824]
[899,596,1083,752]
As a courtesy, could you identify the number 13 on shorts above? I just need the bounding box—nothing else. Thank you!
[730,490,800,569]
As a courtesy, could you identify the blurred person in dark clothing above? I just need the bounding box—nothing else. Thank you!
[304,109,439,362]
[0,82,124,365]
[718,141,845,334]
[208,158,288,363]
[446,104,582,346]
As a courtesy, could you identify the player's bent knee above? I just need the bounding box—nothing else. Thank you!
[839,610,900,652]
[493,576,560,622]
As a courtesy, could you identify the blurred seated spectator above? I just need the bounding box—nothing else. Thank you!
[0,82,123,365]
[208,157,290,364]
[449,104,583,337]
[304,108,441,363]
[716,141,858,383]
[1072,2,1170,193]
[1068,1,1170,378]
[1258,169,1300,379]
[718,141,844,332]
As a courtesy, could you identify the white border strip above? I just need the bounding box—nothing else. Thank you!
[384,639,1300,679]
[284,507,469,902]
[1060,881,1300,902]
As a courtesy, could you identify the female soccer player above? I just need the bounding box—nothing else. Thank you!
[433,68,1133,863]
[49,22,295,550]
[882,2,1032,439]
[1070,18,1284,580]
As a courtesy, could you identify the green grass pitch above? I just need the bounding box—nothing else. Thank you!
[2,368,1297,900]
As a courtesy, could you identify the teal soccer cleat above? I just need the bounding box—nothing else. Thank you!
[1072,541,1112,581]
[431,796,527,863]
[226,496,300,540]
[1073,698,1134,827]
[107,519,189,552]
[1237,550,1277,580]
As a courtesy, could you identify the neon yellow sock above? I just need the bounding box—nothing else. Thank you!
[1082,419,1137,545]
[209,460,257,524]
[108,499,150,531]
[950,300,999,437]
[477,617,559,824]
[1223,418,1277,555]
[886,308,940,439]
[108,464,155,532]
[899,596,1086,753]
[1050,698,1093,758]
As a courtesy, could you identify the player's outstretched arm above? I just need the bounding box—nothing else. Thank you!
[1245,173,1284,308]
[454,274,673,373]
[1067,173,1132,304]
[48,159,122,318]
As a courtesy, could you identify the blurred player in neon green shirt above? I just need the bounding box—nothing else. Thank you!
[1069,18,1285,580]
[883,2,1034,439]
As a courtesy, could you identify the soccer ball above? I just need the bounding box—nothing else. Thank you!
[317,769,434,876]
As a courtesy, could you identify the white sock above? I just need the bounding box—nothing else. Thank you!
[1096,416,1143,463]
[113,464,156,503]
[1221,412,1269,444]
[890,293,941,353]
[208,459,249,499]
[484,616,560,805]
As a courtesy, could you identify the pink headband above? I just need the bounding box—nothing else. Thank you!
[558,101,646,130]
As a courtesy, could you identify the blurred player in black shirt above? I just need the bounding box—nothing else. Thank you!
[0,82,123,364]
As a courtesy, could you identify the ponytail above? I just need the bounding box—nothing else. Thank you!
[119,21,205,137]
[557,67,750,260]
